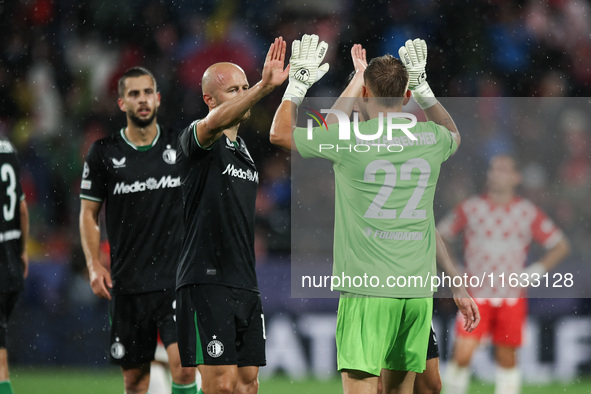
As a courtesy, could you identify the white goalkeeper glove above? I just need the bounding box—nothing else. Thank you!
[282,34,330,107]
[398,38,438,109]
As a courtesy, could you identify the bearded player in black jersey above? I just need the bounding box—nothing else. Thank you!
[0,137,29,394]
[175,37,288,394]
[79,67,197,394]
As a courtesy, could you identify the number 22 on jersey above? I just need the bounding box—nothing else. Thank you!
[363,158,430,220]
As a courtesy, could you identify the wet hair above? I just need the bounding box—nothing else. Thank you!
[117,67,157,98]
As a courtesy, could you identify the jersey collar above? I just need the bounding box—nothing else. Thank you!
[120,125,161,151]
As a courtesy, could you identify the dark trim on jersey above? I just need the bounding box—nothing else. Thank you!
[191,120,214,151]
[120,125,161,151]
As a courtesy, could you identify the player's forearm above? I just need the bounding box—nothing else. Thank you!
[79,210,102,271]
[19,199,29,255]
[270,100,297,151]
[436,230,459,277]
[540,237,570,272]
[435,229,468,297]
[422,103,461,146]
[202,82,275,138]
[326,74,364,125]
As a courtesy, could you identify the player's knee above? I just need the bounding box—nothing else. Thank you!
[122,366,150,393]
[427,379,442,394]
[201,373,237,394]
[123,380,149,394]
[171,366,196,385]
[455,356,471,368]
[415,375,442,394]
[236,378,258,394]
[210,379,236,394]
[453,348,474,368]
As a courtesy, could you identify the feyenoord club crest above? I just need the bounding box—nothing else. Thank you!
[110,339,125,359]
[207,336,224,358]
[162,145,177,164]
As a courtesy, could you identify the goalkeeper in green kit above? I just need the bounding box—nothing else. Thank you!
[270,35,477,394]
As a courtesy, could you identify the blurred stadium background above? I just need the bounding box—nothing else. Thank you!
[2,0,591,392]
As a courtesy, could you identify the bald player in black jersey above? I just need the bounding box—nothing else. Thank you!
[175,37,289,394]
[0,137,28,394]
[79,67,197,394]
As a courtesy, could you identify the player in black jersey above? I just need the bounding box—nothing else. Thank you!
[79,67,197,394]
[0,137,28,394]
[175,37,288,394]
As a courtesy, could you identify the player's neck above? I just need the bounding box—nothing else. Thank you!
[367,103,403,119]
[125,122,159,146]
[223,126,239,142]
[488,190,514,205]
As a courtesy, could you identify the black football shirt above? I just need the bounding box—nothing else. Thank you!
[80,126,183,294]
[0,137,25,293]
[176,121,259,292]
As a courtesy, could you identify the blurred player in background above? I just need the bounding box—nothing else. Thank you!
[0,137,28,394]
[340,44,479,394]
[270,35,475,394]
[175,37,288,394]
[439,154,570,394]
[79,67,197,394]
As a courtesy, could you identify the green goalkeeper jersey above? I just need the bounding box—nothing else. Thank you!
[293,115,457,297]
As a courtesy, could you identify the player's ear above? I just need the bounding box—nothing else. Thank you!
[203,93,216,110]
[117,97,126,112]
[362,85,369,101]
[155,92,161,108]
[403,89,411,106]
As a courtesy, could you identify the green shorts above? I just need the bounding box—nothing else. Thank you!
[336,295,432,375]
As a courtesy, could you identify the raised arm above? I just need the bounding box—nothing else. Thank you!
[399,39,460,149]
[270,34,330,151]
[197,37,289,148]
[79,199,112,300]
[325,44,367,125]
[270,101,298,151]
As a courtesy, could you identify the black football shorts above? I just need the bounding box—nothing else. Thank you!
[176,284,266,367]
[108,288,177,366]
[0,292,19,348]
[426,323,440,360]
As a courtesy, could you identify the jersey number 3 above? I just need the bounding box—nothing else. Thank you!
[363,158,430,220]
[1,163,17,221]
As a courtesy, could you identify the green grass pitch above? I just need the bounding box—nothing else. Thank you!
[10,367,591,393]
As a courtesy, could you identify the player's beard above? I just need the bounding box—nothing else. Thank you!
[129,107,158,128]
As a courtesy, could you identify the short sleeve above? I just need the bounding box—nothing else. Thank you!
[437,203,467,240]
[293,123,342,163]
[178,120,214,159]
[80,142,108,202]
[530,207,563,249]
[428,122,458,162]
